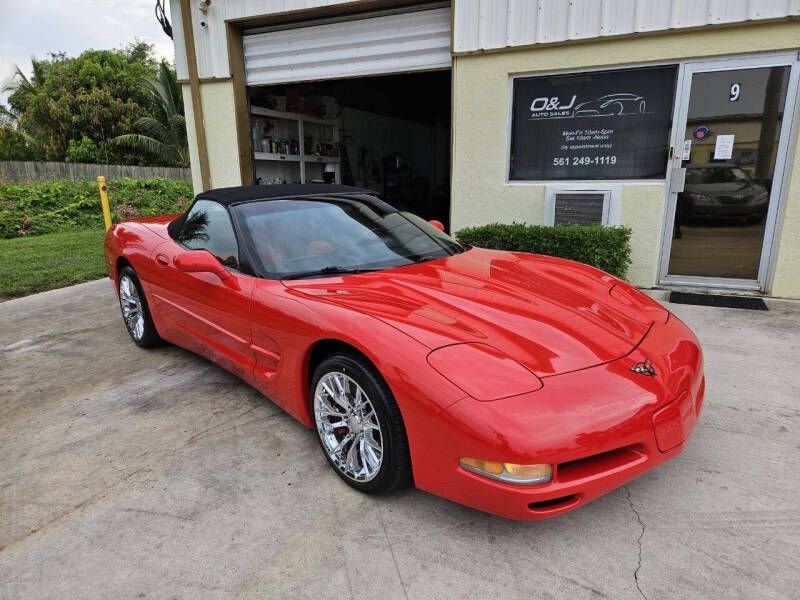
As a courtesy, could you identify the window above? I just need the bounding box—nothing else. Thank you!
[177,200,239,268]
[510,66,677,180]
[232,194,464,279]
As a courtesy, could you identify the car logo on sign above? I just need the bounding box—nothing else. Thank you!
[630,359,657,377]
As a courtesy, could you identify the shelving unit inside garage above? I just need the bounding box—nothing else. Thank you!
[250,106,341,185]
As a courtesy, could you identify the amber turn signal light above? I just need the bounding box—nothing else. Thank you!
[459,458,552,485]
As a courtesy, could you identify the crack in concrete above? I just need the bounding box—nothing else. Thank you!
[0,467,149,555]
[624,485,648,600]
[377,507,409,600]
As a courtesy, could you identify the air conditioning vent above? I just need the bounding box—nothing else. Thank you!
[544,186,620,227]
[553,192,606,226]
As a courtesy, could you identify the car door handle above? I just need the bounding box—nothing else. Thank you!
[156,253,169,266]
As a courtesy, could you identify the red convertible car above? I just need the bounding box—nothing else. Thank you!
[104,184,704,520]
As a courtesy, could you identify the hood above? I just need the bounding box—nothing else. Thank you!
[685,181,762,195]
[286,248,664,377]
[128,214,180,240]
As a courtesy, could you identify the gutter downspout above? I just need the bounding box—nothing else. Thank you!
[179,0,212,191]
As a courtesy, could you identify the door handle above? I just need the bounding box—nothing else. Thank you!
[156,253,169,266]
[670,167,686,194]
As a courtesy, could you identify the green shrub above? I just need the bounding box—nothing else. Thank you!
[65,137,100,163]
[455,222,632,280]
[0,177,193,238]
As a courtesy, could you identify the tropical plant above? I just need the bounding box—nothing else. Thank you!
[2,44,162,164]
[2,58,48,107]
[0,178,193,238]
[1,60,48,160]
[111,62,188,166]
[65,136,101,163]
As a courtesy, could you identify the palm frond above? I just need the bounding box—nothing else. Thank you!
[112,133,178,163]
[133,116,168,140]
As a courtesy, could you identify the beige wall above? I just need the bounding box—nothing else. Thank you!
[182,80,243,195]
[771,128,800,298]
[451,22,800,292]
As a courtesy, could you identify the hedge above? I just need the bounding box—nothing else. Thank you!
[455,222,632,280]
[0,178,193,238]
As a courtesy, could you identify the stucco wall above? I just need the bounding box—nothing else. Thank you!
[182,80,243,195]
[451,21,800,291]
[181,83,203,195]
[771,127,800,298]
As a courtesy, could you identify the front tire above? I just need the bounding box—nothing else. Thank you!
[118,266,163,348]
[311,352,411,494]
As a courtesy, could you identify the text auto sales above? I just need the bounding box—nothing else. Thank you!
[528,95,577,119]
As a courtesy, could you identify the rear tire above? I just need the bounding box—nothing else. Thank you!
[118,265,163,349]
[311,352,412,494]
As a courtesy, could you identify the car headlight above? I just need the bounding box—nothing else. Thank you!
[687,192,714,205]
[427,342,543,401]
[459,458,553,485]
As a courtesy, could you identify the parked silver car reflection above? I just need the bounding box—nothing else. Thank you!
[678,163,768,223]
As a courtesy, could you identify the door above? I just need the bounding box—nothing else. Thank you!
[242,6,451,85]
[148,200,256,383]
[660,53,800,290]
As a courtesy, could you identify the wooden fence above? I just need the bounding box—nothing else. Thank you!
[0,161,192,184]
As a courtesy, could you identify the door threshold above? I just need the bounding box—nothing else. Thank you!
[652,284,765,297]
[667,291,768,310]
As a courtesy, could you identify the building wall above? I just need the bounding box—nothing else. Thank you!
[182,81,243,193]
[169,0,377,80]
[169,0,799,80]
[454,0,799,53]
[451,21,800,290]
[772,129,800,298]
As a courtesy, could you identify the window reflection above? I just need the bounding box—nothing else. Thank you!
[177,200,239,269]
[669,66,789,280]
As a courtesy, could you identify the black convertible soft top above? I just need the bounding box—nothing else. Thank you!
[196,183,376,206]
[167,183,377,238]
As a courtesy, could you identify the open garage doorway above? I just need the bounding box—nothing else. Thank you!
[246,70,452,228]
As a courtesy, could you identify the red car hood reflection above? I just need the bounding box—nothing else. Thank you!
[286,248,656,377]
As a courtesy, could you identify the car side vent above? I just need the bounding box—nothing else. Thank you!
[553,192,606,226]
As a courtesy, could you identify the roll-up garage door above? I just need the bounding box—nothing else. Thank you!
[243,6,452,86]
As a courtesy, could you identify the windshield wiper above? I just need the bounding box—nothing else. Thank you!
[282,266,383,280]
[413,254,447,264]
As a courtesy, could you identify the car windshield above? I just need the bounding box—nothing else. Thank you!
[686,166,750,184]
[232,194,465,279]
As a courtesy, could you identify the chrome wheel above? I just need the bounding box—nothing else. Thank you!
[314,371,383,482]
[119,274,144,341]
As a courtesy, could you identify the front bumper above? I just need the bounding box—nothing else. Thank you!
[405,314,704,520]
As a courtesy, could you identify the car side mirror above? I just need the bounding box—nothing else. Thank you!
[174,250,231,281]
[428,219,445,232]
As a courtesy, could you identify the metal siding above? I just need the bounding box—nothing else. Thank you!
[174,0,363,79]
[453,0,800,53]
[243,7,452,85]
[173,0,799,79]
[169,0,189,80]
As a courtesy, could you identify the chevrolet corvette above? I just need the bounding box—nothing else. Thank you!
[104,184,704,520]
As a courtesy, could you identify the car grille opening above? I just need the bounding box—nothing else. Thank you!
[557,444,647,483]
[528,495,579,511]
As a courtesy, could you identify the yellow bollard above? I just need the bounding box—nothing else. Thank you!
[97,176,112,231]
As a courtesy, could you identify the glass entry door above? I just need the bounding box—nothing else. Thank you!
[661,54,799,289]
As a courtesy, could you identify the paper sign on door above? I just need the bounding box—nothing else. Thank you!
[682,139,691,161]
[714,135,734,160]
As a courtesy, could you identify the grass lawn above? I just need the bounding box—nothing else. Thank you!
[0,229,108,299]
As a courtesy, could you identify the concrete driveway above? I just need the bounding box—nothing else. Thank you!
[1,279,798,600]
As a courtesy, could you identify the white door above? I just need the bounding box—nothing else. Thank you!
[659,52,800,290]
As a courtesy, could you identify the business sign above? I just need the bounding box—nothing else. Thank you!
[510,66,677,180]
